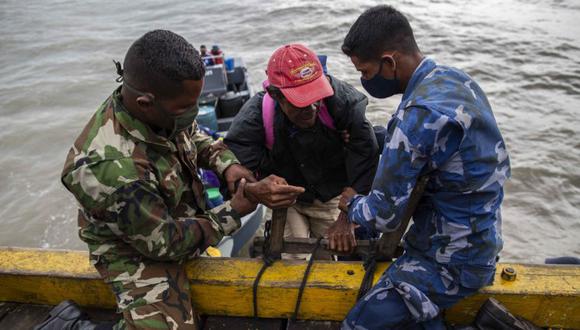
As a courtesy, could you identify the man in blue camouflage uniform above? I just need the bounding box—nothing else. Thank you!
[327,6,511,329]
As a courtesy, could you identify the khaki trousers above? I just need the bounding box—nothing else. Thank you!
[283,196,341,259]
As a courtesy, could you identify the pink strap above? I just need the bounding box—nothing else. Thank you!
[318,102,335,130]
[262,80,275,150]
[261,80,335,150]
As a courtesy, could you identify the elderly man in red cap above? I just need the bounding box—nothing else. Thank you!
[225,44,380,257]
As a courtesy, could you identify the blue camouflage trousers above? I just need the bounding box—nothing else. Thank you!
[342,254,483,330]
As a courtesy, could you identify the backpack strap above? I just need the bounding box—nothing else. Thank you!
[262,80,276,150]
[261,79,335,150]
[317,101,335,130]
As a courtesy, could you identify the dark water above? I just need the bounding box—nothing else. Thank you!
[1,0,579,263]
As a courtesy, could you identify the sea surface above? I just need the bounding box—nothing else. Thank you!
[1,0,579,263]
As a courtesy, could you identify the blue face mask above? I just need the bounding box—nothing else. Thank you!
[360,58,400,99]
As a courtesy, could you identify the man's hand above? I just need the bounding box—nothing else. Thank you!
[230,178,258,216]
[244,174,305,209]
[326,212,357,253]
[223,164,257,194]
[339,187,357,213]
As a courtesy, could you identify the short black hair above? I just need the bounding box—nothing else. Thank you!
[342,5,419,62]
[123,29,205,98]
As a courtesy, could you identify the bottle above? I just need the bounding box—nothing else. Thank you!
[199,169,224,208]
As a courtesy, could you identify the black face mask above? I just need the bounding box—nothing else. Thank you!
[155,102,199,140]
[360,57,400,99]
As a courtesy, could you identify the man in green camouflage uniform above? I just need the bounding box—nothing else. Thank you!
[55,30,303,330]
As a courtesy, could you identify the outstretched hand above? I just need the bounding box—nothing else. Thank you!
[244,174,305,209]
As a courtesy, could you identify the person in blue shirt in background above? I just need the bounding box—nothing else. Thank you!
[200,44,214,66]
[326,5,511,329]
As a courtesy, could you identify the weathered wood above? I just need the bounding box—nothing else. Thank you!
[376,175,430,260]
[286,319,341,329]
[255,237,370,257]
[1,248,579,328]
[253,237,403,259]
[268,208,288,259]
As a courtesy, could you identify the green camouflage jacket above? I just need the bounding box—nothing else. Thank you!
[62,87,241,282]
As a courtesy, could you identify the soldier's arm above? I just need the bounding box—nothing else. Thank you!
[104,179,241,261]
[347,106,462,233]
[192,124,240,177]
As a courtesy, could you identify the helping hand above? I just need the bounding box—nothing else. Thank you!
[244,174,305,209]
[326,211,357,253]
[223,164,257,194]
[230,178,258,216]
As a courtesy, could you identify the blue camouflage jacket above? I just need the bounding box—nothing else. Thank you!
[348,58,510,272]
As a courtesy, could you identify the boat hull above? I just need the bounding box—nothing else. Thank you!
[0,247,578,328]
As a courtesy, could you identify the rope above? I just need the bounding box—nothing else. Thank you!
[252,256,274,318]
[252,223,324,323]
[357,238,377,300]
[290,237,323,323]
[253,220,273,319]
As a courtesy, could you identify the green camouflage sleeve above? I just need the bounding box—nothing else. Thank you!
[104,180,240,261]
[206,202,242,236]
[192,125,240,177]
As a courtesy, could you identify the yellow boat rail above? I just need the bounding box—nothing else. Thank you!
[0,247,578,328]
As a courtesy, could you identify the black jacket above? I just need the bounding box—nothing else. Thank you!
[224,75,379,203]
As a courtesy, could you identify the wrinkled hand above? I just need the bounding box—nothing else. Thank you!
[339,129,350,144]
[223,164,257,194]
[339,187,357,213]
[230,178,258,216]
[244,174,305,209]
[326,212,357,253]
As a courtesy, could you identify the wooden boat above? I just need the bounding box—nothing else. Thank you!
[0,246,579,329]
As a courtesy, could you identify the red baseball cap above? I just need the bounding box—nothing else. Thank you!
[266,44,334,108]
